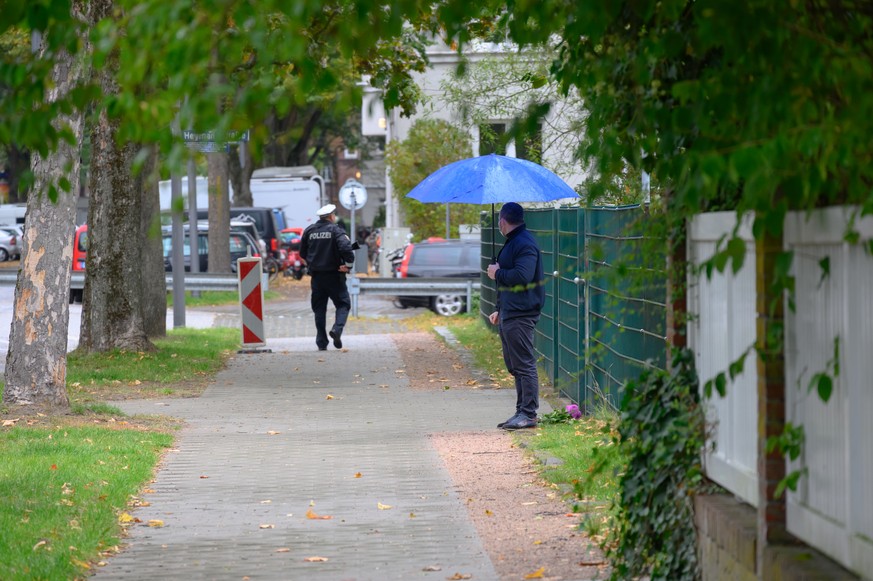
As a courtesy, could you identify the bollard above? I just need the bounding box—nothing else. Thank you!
[237,256,272,353]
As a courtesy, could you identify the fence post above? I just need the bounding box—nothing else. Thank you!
[755,230,791,572]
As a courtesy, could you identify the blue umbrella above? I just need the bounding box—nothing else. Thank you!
[406,153,578,260]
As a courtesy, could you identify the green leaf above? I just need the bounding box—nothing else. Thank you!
[726,236,746,274]
[810,373,833,402]
[714,372,727,398]
[817,256,830,288]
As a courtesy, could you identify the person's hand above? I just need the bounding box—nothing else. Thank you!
[488,311,498,325]
[487,263,499,280]
[338,265,350,273]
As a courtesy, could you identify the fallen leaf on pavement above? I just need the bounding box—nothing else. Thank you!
[259,524,275,529]
[326,394,334,400]
[484,509,493,516]
[199,475,209,479]
[275,548,290,553]
[306,508,332,520]
[422,565,441,571]
[267,431,280,435]
[524,566,545,579]
[147,520,164,527]
[377,502,392,510]
[447,574,472,580]
[118,513,135,524]
[304,556,328,562]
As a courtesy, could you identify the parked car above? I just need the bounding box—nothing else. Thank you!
[395,238,481,316]
[69,224,88,303]
[279,227,305,279]
[197,207,286,260]
[72,224,88,271]
[0,226,21,261]
[162,224,261,272]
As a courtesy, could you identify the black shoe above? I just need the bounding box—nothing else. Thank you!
[497,413,520,429]
[318,347,327,351]
[329,330,343,349]
[502,416,538,431]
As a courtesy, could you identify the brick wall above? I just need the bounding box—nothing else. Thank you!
[695,495,860,581]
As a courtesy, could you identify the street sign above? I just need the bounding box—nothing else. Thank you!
[338,179,367,210]
[182,129,250,152]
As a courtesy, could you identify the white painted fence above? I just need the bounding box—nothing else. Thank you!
[783,207,873,577]
[688,212,759,507]
[689,207,873,579]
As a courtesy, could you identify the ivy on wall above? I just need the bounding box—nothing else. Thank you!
[606,348,705,581]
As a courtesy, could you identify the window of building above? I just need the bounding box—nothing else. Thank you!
[478,123,507,155]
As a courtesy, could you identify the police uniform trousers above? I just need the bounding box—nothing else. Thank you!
[310,271,351,349]
[499,315,540,419]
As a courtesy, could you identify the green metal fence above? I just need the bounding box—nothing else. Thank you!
[479,205,667,411]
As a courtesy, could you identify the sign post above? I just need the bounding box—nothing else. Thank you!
[338,178,368,273]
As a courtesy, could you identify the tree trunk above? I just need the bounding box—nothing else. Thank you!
[78,1,154,353]
[207,152,231,272]
[139,149,167,338]
[3,42,85,409]
[229,143,253,207]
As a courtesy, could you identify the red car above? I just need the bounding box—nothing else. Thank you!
[70,224,88,302]
[280,227,305,279]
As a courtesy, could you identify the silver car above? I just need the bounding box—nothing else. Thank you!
[0,226,21,261]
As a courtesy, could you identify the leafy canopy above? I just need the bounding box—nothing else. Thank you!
[386,118,483,240]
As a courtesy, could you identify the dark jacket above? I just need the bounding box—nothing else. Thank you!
[300,219,355,273]
[495,223,544,320]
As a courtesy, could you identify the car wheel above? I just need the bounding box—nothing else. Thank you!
[0,248,8,262]
[431,294,463,317]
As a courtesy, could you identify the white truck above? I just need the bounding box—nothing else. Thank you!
[158,166,323,230]
[0,204,27,226]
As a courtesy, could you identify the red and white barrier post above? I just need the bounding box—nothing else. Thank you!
[237,255,270,353]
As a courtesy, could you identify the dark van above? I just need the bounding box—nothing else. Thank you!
[197,207,286,259]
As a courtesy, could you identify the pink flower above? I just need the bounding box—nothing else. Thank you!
[565,404,582,419]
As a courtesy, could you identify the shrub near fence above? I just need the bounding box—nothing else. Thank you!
[480,205,667,411]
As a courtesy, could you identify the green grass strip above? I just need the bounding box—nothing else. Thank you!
[167,289,280,307]
[0,427,172,579]
[67,327,239,386]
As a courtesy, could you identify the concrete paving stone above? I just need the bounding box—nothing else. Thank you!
[95,331,516,580]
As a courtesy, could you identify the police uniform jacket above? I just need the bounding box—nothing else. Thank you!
[300,219,355,273]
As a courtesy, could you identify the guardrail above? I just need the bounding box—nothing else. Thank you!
[0,271,249,292]
[348,277,480,317]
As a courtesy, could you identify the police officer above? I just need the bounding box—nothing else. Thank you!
[299,204,356,351]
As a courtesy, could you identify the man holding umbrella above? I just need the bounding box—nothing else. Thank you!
[487,202,545,430]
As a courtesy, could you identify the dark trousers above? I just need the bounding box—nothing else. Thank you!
[310,272,351,349]
[499,315,540,418]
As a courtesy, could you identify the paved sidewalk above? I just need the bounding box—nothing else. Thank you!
[95,315,522,579]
